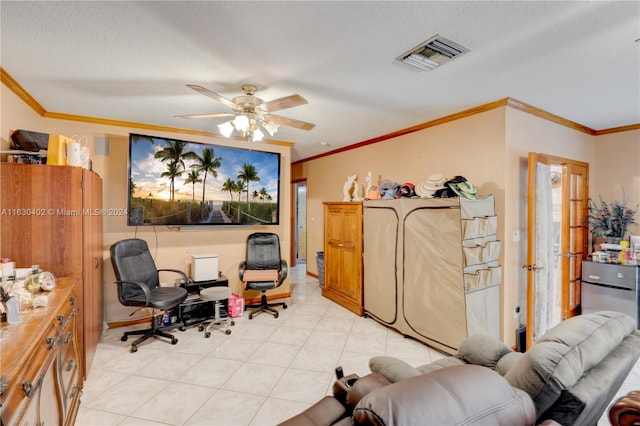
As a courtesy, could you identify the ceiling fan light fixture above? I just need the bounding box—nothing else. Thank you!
[232,115,250,132]
[182,84,314,142]
[252,128,264,142]
[218,121,234,137]
[263,121,280,137]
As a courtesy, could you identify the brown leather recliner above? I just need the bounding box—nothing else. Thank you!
[279,364,536,426]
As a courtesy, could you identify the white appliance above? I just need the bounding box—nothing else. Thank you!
[191,253,219,282]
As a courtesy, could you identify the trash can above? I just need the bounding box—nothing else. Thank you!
[316,251,324,288]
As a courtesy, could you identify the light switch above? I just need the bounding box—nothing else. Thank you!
[513,230,520,242]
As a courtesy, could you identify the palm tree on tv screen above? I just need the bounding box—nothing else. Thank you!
[184,169,202,202]
[238,163,260,210]
[154,140,197,202]
[191,147,222,202]
[235,179,247,202]
[222,178,236,201]
[160,161,183,202]
[259,187,268,203]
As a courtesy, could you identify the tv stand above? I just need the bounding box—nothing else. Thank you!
[175,274,230,329]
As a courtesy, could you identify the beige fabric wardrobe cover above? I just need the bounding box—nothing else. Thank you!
[363,197,500,355]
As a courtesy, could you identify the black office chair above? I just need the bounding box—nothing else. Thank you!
[239,232,288,319]
[110,238,189,352]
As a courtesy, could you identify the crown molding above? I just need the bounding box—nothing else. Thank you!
[0,67,293,147]
[1,68,635,159]
[1,68,46,116]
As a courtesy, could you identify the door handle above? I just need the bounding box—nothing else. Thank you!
[521,264,544,271]
[562,253,577,258]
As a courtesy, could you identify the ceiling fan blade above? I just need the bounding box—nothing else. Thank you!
[268,114,315,131]
[175,112,235,119]
[261,94,308,112]
[186,84,240,110]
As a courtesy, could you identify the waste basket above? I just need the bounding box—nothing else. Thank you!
[316,251,324,288]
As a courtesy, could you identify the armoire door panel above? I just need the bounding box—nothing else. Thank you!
[403,206,466,348]
[363,206,399,324]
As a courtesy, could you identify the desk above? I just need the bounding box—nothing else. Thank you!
[176,274,229,329]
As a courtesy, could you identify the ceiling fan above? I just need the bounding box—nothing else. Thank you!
[176,84,315,142]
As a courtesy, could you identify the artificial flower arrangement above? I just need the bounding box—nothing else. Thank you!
[588,191,638,241]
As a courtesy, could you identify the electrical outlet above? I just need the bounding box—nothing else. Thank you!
[513,305,520,319]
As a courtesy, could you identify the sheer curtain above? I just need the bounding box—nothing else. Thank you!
[534,162,556,341]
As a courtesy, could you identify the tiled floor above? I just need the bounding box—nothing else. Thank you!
[77,264,639,425]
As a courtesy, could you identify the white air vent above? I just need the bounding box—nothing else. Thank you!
[397,35,470,71]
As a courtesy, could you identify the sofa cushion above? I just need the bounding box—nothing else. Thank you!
[495,351,524,376]
[369,355,465,383]
[457,333,513,369]
[504,311,637,419]
[352,365,536,426]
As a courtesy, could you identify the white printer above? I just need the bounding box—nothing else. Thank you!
[191,253,219,282]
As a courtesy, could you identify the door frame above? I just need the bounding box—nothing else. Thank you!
[526,153,589,349]
[290,178,307,267]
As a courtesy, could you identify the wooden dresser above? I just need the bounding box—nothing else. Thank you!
[0,163,103,379]
[0,278,82,425]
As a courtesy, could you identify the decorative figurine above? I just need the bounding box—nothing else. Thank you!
[352,182,365,201]
[343,175,356,201]
[365,171,373,196]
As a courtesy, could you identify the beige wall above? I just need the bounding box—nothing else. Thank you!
[293,106,639,347]
[2,84,292,325]
[1,84,43,142]
[5,76,639,343]
[592,130,640,238]
[503,108,596,342]
[294,107,510,336]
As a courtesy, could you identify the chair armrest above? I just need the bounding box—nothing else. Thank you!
[278,396,347,426]
[115,280,152,305]
[368,356,422,383]
[609,390,640,426]
[157,268,189,286]
[238,262,246,281]
[280,260,288,282]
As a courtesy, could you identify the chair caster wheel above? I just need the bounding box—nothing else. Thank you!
[198,325,204,332]
[171,337,178,345]
[274,312,279,318]
[231,320,235,326]
[225,329,232,335]
[204,332,211,338]
[121,335,128,342]
[180,326,186,331]
[248,314,254,320]
[283,304,288,309]
[130,345,137,353]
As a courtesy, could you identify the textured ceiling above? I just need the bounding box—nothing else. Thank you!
[1,1,639,162]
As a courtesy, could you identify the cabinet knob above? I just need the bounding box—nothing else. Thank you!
[0,377,9,396]
[22,379,41,398]
[45,336,57,350]
[66,359,76,371]
[56,314,68,327]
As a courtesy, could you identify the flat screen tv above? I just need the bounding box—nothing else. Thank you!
[127,133,281,227]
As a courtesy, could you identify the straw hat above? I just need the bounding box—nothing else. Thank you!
[416,173,447,198]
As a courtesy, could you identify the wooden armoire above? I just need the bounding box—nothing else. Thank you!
[0,163,103,379]
[322,202,364,315]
